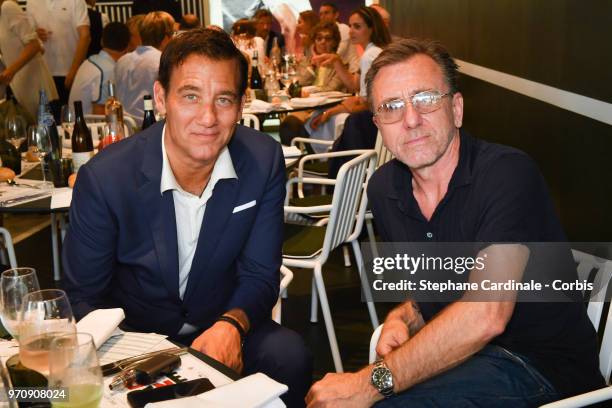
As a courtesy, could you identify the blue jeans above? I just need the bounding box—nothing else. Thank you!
[375,345,559,408]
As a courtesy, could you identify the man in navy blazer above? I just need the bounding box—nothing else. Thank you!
[63,28,311,407]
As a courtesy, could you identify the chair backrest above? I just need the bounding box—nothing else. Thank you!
[572,249,612,383]
[374,131,394,169]
[84,114,137,136]
[320,150,377,262]
[240,114,260,130]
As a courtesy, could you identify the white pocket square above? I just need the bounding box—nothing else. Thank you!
[233,200,256,214]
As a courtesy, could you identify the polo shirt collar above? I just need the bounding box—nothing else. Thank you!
[160,125,237,196]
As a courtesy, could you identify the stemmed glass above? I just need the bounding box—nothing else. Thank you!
[18,289,76,377]
[60,105,75,141]
[48,333,103,408]
[27,125,53,189]
[4,114,27,152]
[0,268,40,339]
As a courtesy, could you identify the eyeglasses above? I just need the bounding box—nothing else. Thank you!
[374,90,451,124]
[315,35,333,41]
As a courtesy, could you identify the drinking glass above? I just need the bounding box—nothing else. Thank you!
[48,333,103,408]
[4,114,27,151]
[0,268,40,339]
[27,125,53,189]
[60,105,75,141]
[19,289,76,377]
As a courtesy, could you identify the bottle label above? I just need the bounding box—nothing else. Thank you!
[39,111,55,127]
[144,100,154,110]
[72,151,94,173]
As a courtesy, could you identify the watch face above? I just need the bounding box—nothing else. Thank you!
[372,366,393,389]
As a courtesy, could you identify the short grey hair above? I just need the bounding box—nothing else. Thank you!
[365,38,459,110]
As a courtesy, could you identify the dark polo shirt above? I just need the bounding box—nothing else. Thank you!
[367,130,604,398]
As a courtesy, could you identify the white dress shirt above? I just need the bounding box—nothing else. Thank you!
[115,45,161,122]
[359,42,382,97]
[160,126,238,334]
[26,0,90,76]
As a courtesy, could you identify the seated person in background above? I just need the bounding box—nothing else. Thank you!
[126,14,145,52]
[178,14,200,30]
[307,38,605,408]
[318,1,358,74]
[231,18,265,63]
[253,8,285,58]
[63,28,311,408]
[69,22,131,115]
[280,21,347,146]
[292,10,318,58]
[115,11,175,122]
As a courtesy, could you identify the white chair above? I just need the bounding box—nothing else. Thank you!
[272,265,294,324]
[367,249,612,407]
[283,150,379,372]
[0,227,17,268]
[240,114,260,130]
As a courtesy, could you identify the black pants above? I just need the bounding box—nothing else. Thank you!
[178,319,312,408]
[53,76,69,106]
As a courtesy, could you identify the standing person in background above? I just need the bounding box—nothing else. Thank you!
[69,22,131,115]
[115,11,174,122]
[85,0,110,57]
[318,2,358,74]
[0,0,58,118]
[26,0,91,105]
[132,0,181,22]
[231,19,265,63]
[293,10,318,58]
[253,8,285,58]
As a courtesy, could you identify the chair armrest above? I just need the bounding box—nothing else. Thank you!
[285,177,337,204]
[539,386,612,408]
[279,265,293,292]
[291,137,335,148]
[284,204,333,214]
[298,149,373,179]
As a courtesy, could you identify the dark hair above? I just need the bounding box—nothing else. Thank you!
[319,2,338,13]
[179,14,201,30]
[310,21,341,53]
[365,38,460,108]
[140,11,175,48]
[253,8,272,19]
[101,22,130,51]
[232,18,256,37]
[158,28,249,96]
[350,6,390,48]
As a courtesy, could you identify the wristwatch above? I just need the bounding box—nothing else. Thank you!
[371,360,395,398]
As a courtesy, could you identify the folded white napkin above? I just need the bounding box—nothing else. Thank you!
[145,373,287,408]
[247,99,274,113]
[281,145,302,158]
[76,308,125,349]
[289,96,327,108]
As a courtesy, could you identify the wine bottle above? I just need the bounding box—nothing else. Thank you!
[250,51,263,90]
[37,89,62,183]
[72,101,94,173]
[141,95,156,130]
[0,137,21,175]
[270,37,281,68]
[102,81,125,148]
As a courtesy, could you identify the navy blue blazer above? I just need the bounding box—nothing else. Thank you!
[62,121,286,337]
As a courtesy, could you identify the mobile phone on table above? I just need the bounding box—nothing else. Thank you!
[126,378,214,408]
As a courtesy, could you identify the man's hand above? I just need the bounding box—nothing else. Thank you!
[191,321,243,373]
[0,69,14,84]
[376,316,410,358]
[306,369,379,408]
[310,110,331,130]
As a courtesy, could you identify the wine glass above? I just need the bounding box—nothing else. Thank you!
[60,105,75,141]
[48,333,103,408]
[4,113,27,152]
[0,268,40,339]
[18,289,76,377]
[27,125,53,189]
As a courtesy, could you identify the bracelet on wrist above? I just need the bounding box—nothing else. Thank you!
[217,315,246,346]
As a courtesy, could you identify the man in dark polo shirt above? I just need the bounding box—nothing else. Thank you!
[306,39,605,407]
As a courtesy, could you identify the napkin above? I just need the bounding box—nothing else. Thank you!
[246,99,274,113]
[145,373,288,408]
[76,308,125,349]
[281,145,302,158]
[289,96,327,108]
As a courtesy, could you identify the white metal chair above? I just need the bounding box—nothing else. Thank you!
[367,249,612,407]
[272,265,294,324]
[0,227,17,268]
[283,150,379,372]
[240,114,261,130]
